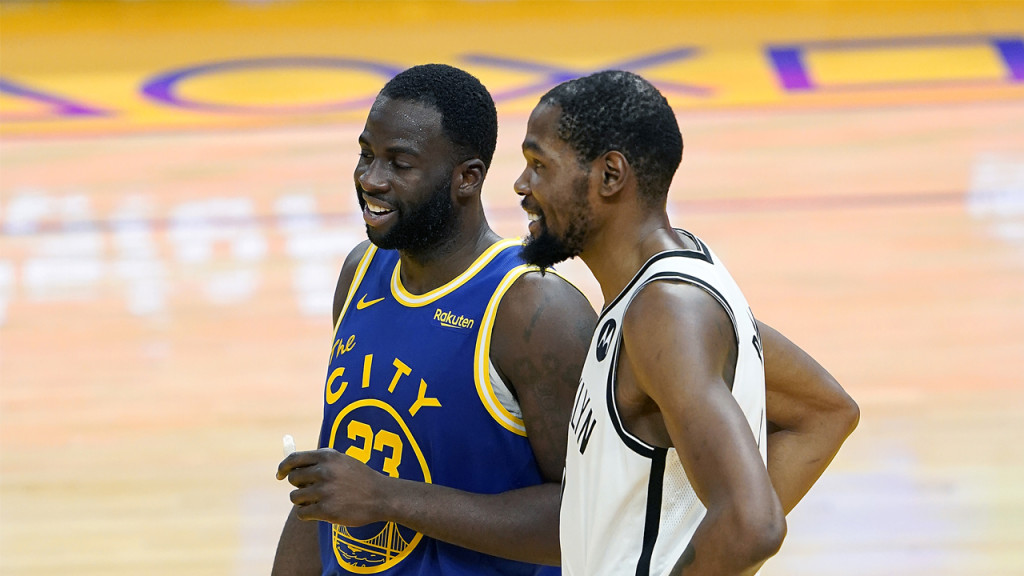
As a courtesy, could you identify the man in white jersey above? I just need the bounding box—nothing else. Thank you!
[515,70,859,575]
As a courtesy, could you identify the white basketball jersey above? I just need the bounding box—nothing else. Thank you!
[560,230,767,576]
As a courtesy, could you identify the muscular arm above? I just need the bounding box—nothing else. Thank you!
[622,283,785,576]
[272,241,371,575]
[278,268,596,566]
[760,321,859,514]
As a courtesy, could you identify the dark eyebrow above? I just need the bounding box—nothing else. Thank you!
[521,139,545,156]
[386,145,420,157]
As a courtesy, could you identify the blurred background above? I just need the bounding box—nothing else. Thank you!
[1,1,1023,574]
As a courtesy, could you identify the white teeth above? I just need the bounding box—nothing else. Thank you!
[365,198,392,215]
[527,212,542,222]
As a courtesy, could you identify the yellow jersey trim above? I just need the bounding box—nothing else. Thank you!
[474,264,538,436]
[390,238,522,308]
[333,244,378,336]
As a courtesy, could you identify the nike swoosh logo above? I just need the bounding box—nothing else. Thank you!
[356,294,385,310]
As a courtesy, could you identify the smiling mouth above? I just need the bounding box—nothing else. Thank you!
[525,210,546,237]
[364,197,395,216]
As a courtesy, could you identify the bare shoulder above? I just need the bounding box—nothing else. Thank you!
[490,270,597,386]
[332,239,375,327]
[621,280,736,394]
[494,271,597,341]
[489,270,597,482]
[623,279,731,341]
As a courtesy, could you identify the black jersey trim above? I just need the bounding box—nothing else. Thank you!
[607,333,660,458]
[677,228,714,264]
[640,271,738,345]
[598,229,712,319]
[635,449,668,576]
[602,266,741,455]
[605,269,740,457]
[599,250,706,317]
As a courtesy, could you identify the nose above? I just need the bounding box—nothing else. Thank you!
[513,168,530,197]
[356,159,387,193]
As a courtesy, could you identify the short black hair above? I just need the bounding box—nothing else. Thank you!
[540,70,683,203]
[379,64,498,169]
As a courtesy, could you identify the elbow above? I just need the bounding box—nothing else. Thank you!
[753,507,787,562]
[728,500,787,566]
[834,388,860,439]
[816,374,860,440]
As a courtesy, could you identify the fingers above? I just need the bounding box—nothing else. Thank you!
[292,499,326,522]
[284,462,319,488]
[288,487,329,522]
[289,485,318,507]
[276,449,323,481]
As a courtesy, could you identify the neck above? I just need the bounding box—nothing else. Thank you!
[397,217,499,295]
[580,209,679,306]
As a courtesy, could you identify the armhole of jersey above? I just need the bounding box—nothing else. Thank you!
[606,332,660,458]
[332,244,378,336]
[639,271,739,346]
[606,269,740,458]
[473,263,537,437]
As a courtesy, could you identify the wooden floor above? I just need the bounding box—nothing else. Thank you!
[2,2,1024,575]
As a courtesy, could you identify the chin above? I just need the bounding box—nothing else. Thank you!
[521,233,574,269]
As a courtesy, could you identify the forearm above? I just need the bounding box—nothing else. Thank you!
[766,413,855,514]
[764,378,859,513]
[668,507,785,576]
[381,480,561,566]
[759,321,859,513]
[272,506,321,576]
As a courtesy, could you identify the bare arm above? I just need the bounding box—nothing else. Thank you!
[271,506,320,576]
[277,269,596,566]
[759,321,859,513]
[622,283,785,576]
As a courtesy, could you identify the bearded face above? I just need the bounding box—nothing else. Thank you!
[521,174,593,269]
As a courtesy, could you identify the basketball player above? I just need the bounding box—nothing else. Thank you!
[272,64,593,575]
[514,70,858,575]
[274,65,857,576]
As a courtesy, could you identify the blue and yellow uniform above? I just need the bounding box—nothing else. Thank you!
[317,238,557,575]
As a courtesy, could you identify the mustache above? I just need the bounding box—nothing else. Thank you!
[520,198,542,215]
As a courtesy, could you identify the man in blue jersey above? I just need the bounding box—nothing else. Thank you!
[273,64,858,576]
[514,70,859,575]
[273,64,594,575]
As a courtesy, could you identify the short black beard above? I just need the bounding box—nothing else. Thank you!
[362,175,456,255]
[521,177,592,269]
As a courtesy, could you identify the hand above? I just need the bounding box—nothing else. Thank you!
[276,448,392,525]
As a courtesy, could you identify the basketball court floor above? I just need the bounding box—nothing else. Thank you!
[2,1,1023,574]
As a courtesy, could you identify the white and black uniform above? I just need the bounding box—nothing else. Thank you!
[560,229,767,576]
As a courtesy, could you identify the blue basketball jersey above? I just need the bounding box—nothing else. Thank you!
[317,238,560,576]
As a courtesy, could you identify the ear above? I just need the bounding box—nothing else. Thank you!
[597,151,629,199]
[453,158,487,200]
